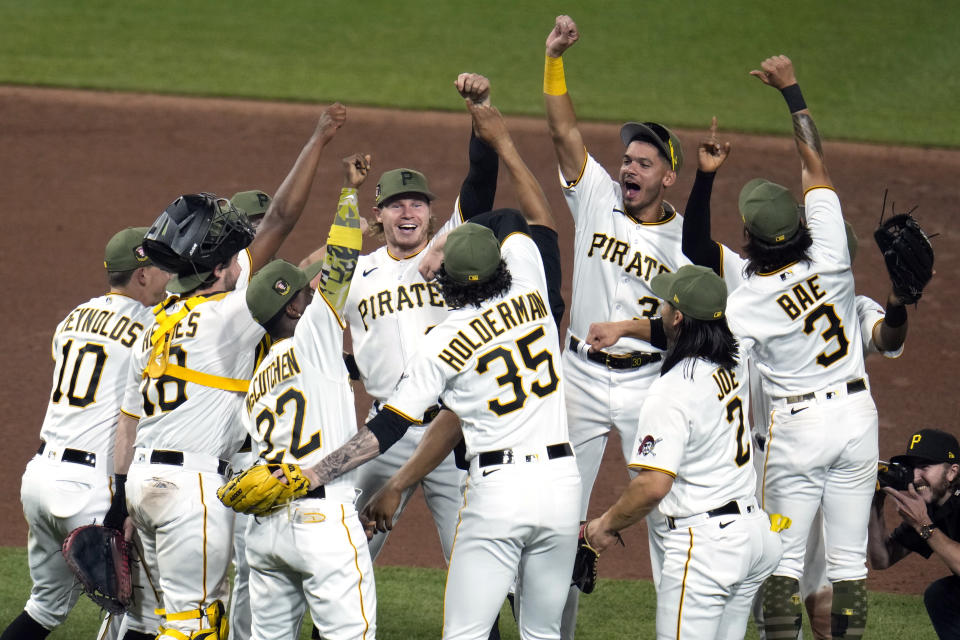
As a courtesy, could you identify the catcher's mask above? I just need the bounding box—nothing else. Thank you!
[143,193,254,275]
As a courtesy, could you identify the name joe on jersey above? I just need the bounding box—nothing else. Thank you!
[588,232,672,281]
[245,345,301,414]
[438,290,550,372]
[59,306,145,347]
[356,281,445,331]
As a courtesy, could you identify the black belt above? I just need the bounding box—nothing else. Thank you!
[569,337,661,370]
[374,401,441,424]
[37,442,97,468]
[478,443,573,468]
[785,378,867,405]
[304,485,326,499]
[667,500,740,530]
[149,449,231,475]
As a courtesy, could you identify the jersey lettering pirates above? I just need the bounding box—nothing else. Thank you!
[383,233,567,457]
[121,251,264,459]
[629,357,754,518]
[561,154,742,353]
[41,294,152,457]
[726,187,866,398]
[346,201,465,405]
[243,289,358,489]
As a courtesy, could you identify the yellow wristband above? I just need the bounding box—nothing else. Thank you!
[327,225,362,251]
[544,55,567,96]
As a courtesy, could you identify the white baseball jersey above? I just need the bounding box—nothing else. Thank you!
[561,154,743,351]
[41,293,153,457]
[629,357,755,518]
[346,201,464,403]
[122,251,262,459]
[244,288,357,488]
[384,232,567,457]
[726,187,867,398]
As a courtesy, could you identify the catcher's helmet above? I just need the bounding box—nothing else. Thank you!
[143,193,254,274]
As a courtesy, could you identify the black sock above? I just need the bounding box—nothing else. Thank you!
[0,611,50,640]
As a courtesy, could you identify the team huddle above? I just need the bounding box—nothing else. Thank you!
[4,14,938,640]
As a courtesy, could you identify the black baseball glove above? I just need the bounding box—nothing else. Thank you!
[874,213,934,304]
[571,523,623,594]
[61,525,134,614]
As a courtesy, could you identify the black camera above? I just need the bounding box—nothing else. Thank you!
[877,460,913,491]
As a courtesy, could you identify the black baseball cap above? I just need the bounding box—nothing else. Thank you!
[891,429,959,465]
[620,121,684,171]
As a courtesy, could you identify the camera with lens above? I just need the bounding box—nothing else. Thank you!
[877,460,913,491]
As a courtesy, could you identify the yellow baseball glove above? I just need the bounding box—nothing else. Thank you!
[216,463,310,516]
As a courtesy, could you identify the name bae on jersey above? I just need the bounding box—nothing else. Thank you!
[57,305,145,347]
[355,281,446,331]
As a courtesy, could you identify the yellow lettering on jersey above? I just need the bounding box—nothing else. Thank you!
[712,367,740,401]
[482,309,504,337]
[495,302,517,330]
[806,275,825,300]
[357,299,370,331]
[588,233,607,258]
[377,290,394,316]
[427,282,444,307]
[60,306,143,347]
[600,236,616,261]
[246,346,302,413]
[777,276,830,321]
[624,252,644,276]
[410,282,427,306]
[610,240,629,266]
[642,256,659,279]
[396,286,415,311]
[437,292,548,372]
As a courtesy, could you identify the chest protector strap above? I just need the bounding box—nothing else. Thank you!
[145,294,250,393]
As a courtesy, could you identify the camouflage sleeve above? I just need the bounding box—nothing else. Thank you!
[317,187,363,314]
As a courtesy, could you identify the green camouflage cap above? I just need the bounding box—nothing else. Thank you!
[230,190,272,219]
[246,259,324,324]
[104,227,152,271]
[739,178,801,244]
[443,223,500,285]
[375,168,436,206]
[167,268,215,294]
[620,121,684,171]
[651,264,728,321]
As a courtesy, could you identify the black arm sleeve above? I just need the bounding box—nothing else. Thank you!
[682,170,723,275]
[468,208,530,241]
[648,317,667,350]
[530,225,565,326]
[367,407,416,453]
[458,130,499,219]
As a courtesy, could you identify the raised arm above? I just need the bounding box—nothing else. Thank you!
[873,292,909,353]
[248,103,347,272]
[454,73,499,218]
[468,101,556,230]
[544,15,587,183]
[750,56,831,191]
[867,491,911,569]
[683,117,731,273]
[315,153,370,312]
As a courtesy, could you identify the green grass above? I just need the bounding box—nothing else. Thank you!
[0,0,957,146]
[0,547,938,639]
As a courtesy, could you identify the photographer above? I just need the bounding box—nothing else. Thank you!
[869,429,960,639]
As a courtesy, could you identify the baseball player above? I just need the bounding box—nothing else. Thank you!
[541,15,744,635]
[584,265,783,640]
[0,228,170,640]
[680,117,914,640]
[240,226,371,639]
[224,188,272,640]
[343,73,499,568]
[108,104,348,640]
[708,57,878,640]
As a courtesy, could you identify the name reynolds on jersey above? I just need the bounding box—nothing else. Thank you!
[245,345,301,413]
[58,307,145,347]
[355,281,445,331]
[588,232,672,281]
[438,290,550,372]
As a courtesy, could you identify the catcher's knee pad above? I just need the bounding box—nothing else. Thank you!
[155,601,228,640]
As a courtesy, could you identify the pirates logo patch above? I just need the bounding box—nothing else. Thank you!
[638,435,662,457]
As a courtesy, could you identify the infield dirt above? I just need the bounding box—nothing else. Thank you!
[3,86,958,595]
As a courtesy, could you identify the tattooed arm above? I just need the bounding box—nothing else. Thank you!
[301,406,415,488]
[750,55,832,191]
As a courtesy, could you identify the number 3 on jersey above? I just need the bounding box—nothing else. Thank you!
[475,326,559,416]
